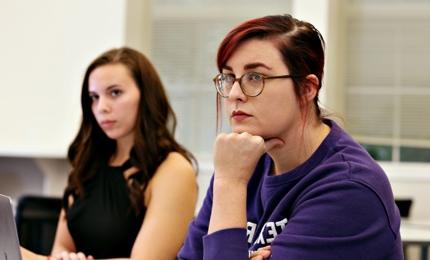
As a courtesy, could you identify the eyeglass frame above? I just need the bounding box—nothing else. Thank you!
[212,72,302,98]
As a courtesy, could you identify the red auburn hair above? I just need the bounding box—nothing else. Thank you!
[215,14,325,129]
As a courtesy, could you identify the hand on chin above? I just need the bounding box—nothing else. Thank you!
[231,128,284,152]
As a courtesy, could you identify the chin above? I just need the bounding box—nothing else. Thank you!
[104,134,118,140]
[103,130,120,140]
[231,126,259,135]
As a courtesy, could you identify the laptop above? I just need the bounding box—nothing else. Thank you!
[0,194,22,260]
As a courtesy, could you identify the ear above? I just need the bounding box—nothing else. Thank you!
[302,74,320,102]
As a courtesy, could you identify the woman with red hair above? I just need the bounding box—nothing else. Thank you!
[178,14,402,260]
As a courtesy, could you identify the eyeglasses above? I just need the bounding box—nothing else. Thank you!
[213,72,299,98]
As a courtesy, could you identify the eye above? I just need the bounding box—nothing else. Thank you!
[219,73,235,84]
[111,89,122,97]
[89,93,99,101]
[246,72,264,82]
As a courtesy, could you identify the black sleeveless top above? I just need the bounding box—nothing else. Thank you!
[65,161,145,258]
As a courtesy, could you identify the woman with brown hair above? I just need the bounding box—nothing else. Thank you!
[23,47,197,260]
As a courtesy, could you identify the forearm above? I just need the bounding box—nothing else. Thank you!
[208,179,248,234]
[21,247,46,260]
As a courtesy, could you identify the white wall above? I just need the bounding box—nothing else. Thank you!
[291,0,346,116]
[0,0,126,157]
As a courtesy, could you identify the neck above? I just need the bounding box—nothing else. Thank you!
[110,135,134,166]
[269,118,330,175]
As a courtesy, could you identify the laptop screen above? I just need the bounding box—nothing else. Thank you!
[0,194,22,260]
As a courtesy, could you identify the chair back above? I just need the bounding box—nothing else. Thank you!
[395,198,413,218]
[15,195,62,255]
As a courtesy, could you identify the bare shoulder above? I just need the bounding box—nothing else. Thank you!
[143,152,197,207]
[159,152,195,175]
[150,152,196,187]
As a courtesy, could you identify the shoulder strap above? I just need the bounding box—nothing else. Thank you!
[119,159,133,172]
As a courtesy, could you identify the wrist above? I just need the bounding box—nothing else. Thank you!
[213,179,249,197]
[209,181,248,233]
[213,175,250,188]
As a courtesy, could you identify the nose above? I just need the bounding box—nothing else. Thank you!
[227,80,247,102]
[94,96,111,114]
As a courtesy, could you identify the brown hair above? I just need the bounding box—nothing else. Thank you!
[65,47,195,214]
[216,14,325,128]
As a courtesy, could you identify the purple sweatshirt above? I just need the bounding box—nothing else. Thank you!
[178,120,403,260]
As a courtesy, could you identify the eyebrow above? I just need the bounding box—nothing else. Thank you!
[223,62,273,72]
[88,84,120,94]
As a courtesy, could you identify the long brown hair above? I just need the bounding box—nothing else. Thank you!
[215,14,325,129]
[65,47,195,214]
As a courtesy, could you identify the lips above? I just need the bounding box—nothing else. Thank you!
[100,120,116,129]
[231,110,251,121]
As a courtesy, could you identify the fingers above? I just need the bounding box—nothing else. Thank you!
[214,132,266,178]
[249,245,272,260]
[60,251,70,260]
[258,245,272,251]
[250,256,264,260]
[53,251,89,260]
[76,252,87,260]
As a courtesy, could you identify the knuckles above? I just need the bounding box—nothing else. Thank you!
[216,132,264,144]
[215,132,266,155]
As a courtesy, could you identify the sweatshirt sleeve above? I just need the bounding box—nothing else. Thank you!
[268,180,402,260]
[202,228,249,260]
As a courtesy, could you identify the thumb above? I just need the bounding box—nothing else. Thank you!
[264,138,284,152]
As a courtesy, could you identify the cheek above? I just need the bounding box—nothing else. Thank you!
[222,100,231,118]
[126,99,140,125]
[259,95,297,123]
[90,103,98,118]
